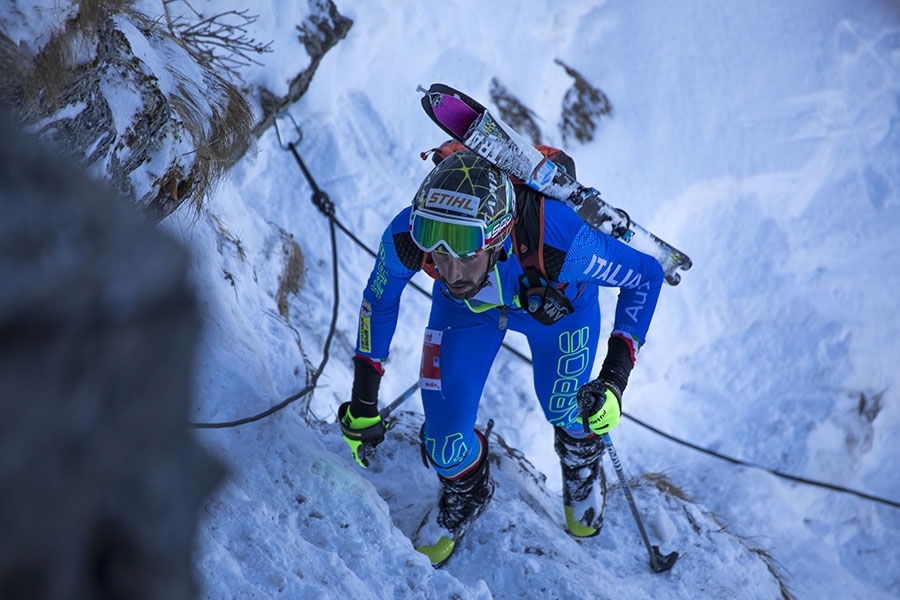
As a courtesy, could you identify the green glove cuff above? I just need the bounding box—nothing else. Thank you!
[339,402,386,468]
[340,404,383,431]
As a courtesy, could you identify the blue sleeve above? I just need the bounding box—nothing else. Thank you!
[355,207,419,362]
[547,202,664,346]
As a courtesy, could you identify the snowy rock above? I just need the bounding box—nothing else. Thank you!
[252,0,353,138]
[0,1,352,222]
[489,77,543,145]
[1,8,251,222]
[556,59,613,145]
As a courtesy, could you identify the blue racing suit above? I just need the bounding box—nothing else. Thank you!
[355,199,664,479]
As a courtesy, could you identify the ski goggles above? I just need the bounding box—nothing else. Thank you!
[409,209,489,258]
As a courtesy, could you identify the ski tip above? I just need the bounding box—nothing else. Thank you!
[664,254,693,285]
[418,83,481,141]
[664,272,682,286]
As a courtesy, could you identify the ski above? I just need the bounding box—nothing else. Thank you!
[418,83,692,285]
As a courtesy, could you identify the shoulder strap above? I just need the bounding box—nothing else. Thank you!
[510,145,577,282]
[512,186,568,282]
[511,186,546,275]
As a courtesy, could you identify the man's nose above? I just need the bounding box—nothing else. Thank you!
[443,257,463,281]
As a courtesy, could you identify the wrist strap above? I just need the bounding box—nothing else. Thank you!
[338,402,386,443]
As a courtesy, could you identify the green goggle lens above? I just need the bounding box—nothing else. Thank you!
[410,212,486,258]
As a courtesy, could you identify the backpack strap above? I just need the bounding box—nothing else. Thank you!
[511,186,546,275]
[518,266,574,325]
[511,188,569,282]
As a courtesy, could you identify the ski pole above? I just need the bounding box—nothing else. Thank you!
[379,381,419,422]
[601,433,679,573]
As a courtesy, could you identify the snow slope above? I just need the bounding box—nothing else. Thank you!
[13,0,897,597]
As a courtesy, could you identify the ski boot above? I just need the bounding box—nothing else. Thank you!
[415,432,494,567]
[554,428,607,537]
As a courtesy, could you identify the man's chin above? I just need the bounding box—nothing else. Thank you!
[443,282,478,300]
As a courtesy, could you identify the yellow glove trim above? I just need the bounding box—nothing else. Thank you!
[576,387,621,434]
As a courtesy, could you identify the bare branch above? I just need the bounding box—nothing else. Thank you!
[162,1,272,80]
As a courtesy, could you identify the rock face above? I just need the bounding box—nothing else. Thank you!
[0,2,351,222]
[0,115,223,600]
[486,67,613,149]
[253,0,353,137]
[1,9,253,223]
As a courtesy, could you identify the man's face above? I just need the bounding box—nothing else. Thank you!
[432,248,493,299]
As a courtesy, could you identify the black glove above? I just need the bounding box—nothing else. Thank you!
[577,379,622,435]
[576,336,634,435]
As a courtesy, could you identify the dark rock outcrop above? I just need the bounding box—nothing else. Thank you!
[556,59,613,145]
[252,0,353,139]
[1,2,352,220]
[0,115,223,600]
